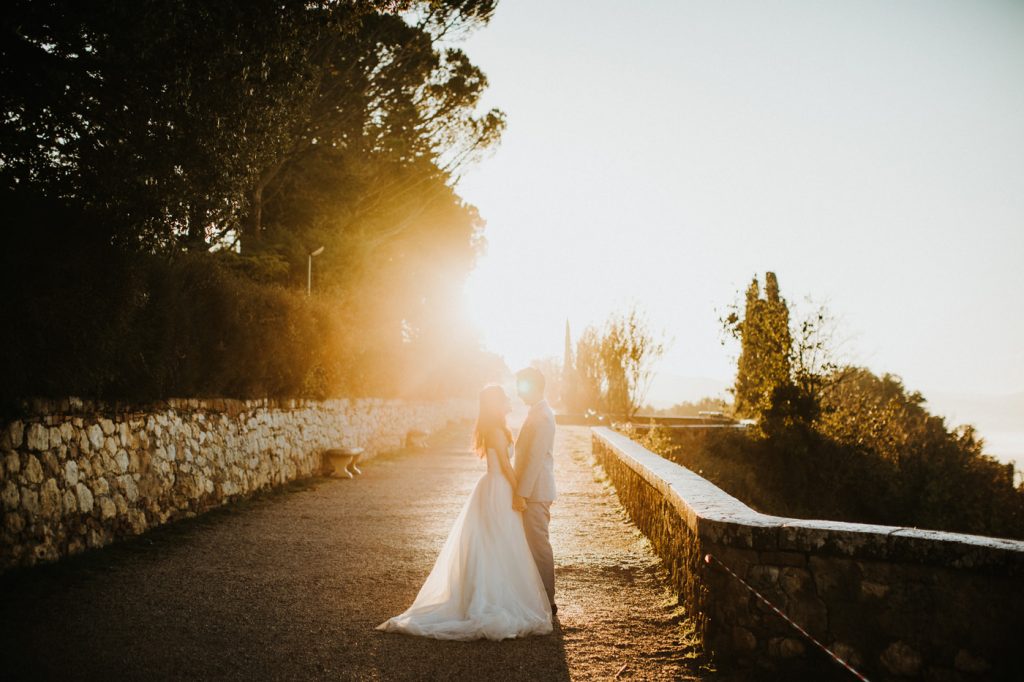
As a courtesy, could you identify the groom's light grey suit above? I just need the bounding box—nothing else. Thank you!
[514,398,557,606]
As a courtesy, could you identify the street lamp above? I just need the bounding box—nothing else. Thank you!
[307,245,325,296]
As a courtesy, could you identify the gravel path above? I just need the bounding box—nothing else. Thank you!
[0,423,717,681]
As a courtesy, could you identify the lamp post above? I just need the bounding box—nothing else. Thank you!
[307,245,325,296]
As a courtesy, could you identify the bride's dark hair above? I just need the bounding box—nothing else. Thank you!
[473,384,512,458]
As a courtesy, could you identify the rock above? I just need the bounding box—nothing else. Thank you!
[4,420,24,449]
[779,638,805,658]
[41,450,60,477]
[99,452,115,474]
[40,478,61,519]
[1,480,20,509]
[768,637,806,659]
[831,642,863,670]
[32,539,59,562]
[748,564,780,589]
[127,508,148,534]
[97,495,116,520]
[93,477,109,496]
[5,450,20,475]
[4,509,24,533]
[787,594,828,636]
[62,488,77,515]
[860,580,889,599]
[954,649,990,674]
[115,449,130,473]
[65,460,79,486]
[25,423,49,451]
[86,528,104,549]
[880,641,922,677]
[20,486,40,515]
[24,454,44,484]
[75,482,94,514]
[732,626,757,653]
[99,418,115,435]
[780,567,814,598]
[48,426,62,449]
[86,424,104,451]
[113,493,128,515]
[120,475,139,502]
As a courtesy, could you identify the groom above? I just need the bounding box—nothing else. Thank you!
[512,366,557,614]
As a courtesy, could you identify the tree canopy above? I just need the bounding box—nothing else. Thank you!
[0,0,506,404]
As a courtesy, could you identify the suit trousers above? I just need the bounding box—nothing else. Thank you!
[523,500,555,605]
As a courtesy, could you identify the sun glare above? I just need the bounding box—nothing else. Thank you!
[463,254,555,374]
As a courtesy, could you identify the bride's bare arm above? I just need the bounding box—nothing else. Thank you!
[488,430,519,491]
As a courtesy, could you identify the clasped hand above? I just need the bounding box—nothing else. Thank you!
[512,495,527,512]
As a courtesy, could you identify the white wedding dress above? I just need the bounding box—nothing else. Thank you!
[376,444,553,640]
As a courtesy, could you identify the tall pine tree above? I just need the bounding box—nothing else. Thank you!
[732,272,793,419]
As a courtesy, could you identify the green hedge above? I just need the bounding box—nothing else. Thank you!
[0,201,349,406]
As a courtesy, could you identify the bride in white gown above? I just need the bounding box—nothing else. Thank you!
[376,385,553,641]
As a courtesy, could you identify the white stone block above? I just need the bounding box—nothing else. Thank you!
[86,424,104,451]
[25,423,49,451]
[64,460,79,486]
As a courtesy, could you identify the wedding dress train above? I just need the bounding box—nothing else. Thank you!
[376,444,553,640]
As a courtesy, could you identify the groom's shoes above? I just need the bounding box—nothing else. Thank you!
[550,603,558,616]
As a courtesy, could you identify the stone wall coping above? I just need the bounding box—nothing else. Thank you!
[592,427,1024,571]
[5,396,466,420]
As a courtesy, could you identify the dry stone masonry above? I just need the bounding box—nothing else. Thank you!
[1,397,472,572]
[592,427,1024,681]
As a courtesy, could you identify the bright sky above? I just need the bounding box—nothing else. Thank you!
[457,0,1024,402]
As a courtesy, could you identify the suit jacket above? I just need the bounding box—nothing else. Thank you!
[514,399,557,502]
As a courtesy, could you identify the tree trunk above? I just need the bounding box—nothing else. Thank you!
[240,184,263,254]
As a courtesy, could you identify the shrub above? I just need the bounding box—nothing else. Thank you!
[630,369,1024,540]
[0,209,351,406]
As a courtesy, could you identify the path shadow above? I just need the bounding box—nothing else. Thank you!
[360,617,571,681]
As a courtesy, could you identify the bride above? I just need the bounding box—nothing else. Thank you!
[376,385,553,641]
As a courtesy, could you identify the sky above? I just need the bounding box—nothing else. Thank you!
[455,0,1024,417]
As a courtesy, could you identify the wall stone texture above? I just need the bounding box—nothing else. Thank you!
[592,427,1024,681]
[1,397,472,572]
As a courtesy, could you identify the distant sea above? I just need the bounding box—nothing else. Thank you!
[923,390,1024,478]
[980,430,1024,471]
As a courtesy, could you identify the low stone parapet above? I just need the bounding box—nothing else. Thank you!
[0,397,473,572]
[591,426,1024,680]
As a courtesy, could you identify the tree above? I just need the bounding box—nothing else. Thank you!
[0,1,505,403]
[573,307,664,419]
[575,326,605,415]
[559,320,579,411]
[816,367,1023,537]
[1,1,503,252]
[724,272,793,420]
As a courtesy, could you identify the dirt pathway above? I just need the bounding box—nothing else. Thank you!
[0,424,715,680]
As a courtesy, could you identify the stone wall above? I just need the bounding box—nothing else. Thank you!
[0,397,472,572]
[592,427,1024,681]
